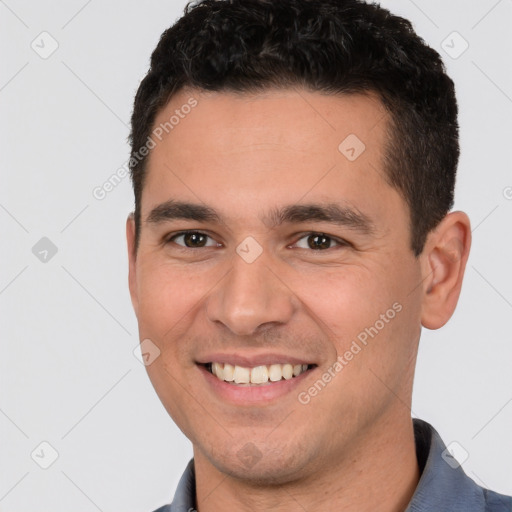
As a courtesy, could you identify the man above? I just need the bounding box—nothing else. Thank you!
[126,0,512,510]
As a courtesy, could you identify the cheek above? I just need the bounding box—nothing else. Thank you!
[295,265,392,342]
[296,260,417,393]
[135,261,208,338]
[323,263,421,398]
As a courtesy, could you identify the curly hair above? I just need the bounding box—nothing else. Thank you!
[129,0,459,256]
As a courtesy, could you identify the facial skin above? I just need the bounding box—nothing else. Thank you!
[126,88,471,511]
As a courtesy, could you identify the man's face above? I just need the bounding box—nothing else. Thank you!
[127,88,425,483]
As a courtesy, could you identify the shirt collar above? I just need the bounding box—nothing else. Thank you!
[167,458,196,512]
[405,418,485,511]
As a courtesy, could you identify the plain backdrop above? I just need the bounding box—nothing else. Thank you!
[1,0,511,511]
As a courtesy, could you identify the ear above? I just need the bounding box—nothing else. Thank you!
[126,213,139,318]
[420,211,472,329]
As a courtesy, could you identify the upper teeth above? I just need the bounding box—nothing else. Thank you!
[210,362,309,384]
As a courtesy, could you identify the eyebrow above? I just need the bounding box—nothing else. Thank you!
[146,200,221,225]
[265,203,375,234]
[146,199,376,235]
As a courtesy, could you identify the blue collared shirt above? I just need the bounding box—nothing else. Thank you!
[153,419,512,511]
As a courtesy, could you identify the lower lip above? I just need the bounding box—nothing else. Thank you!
[198,364,314,405]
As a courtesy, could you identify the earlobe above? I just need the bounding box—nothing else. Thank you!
[420,211,471,330]
[126,213,139,317]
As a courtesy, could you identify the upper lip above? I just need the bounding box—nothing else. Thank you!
[196,352,315,367]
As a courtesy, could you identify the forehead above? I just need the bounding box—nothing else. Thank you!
[150,87,388,157]
[141,87,402,231]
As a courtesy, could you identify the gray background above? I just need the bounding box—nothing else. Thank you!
[1,0,511,510]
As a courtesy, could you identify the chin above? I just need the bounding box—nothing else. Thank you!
[203,438,315,486]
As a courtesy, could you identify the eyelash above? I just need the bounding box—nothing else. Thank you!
[164,230,349,252]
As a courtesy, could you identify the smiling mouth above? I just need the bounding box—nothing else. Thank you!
[204,362,316,386]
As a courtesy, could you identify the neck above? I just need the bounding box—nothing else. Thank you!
[194,415,420,512]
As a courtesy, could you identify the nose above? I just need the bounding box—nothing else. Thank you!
[205,248,298,337]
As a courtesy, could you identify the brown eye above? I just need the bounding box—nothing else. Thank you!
[308,234,331,250]
[168,231,218,248]
[293,233,346,251]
